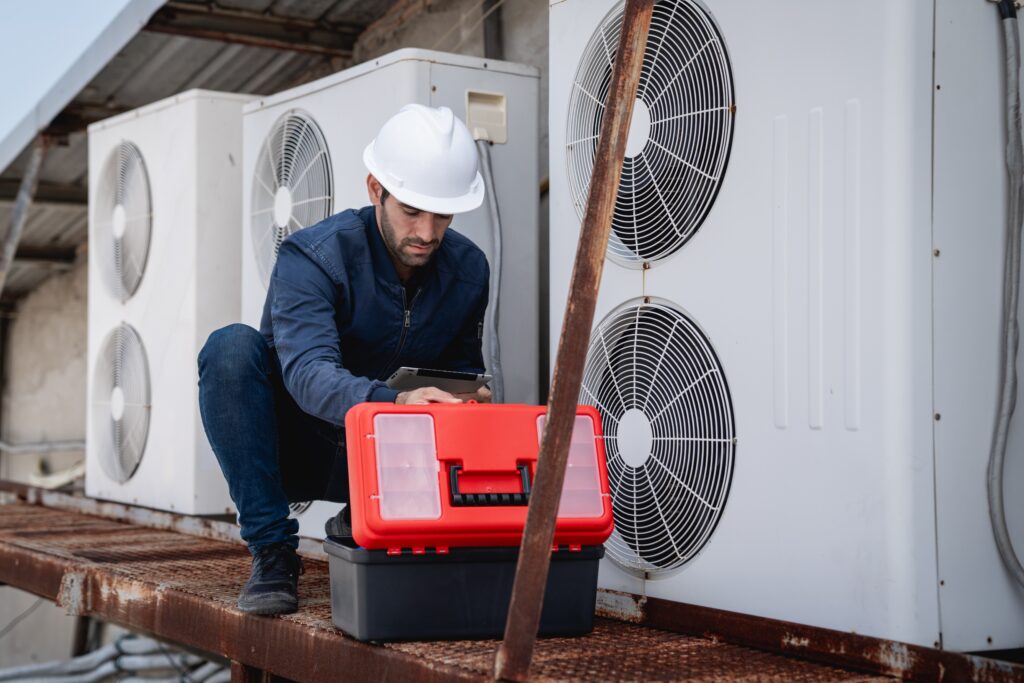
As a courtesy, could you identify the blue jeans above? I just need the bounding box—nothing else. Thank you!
[198,324,348,550]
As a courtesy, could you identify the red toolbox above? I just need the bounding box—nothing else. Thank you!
[324,403,614,641]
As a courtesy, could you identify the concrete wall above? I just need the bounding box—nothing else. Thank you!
[0,258,88,667]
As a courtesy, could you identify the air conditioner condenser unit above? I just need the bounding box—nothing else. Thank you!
[241,48,541,407]
[549,0,1024,652]
[87,90,252,515]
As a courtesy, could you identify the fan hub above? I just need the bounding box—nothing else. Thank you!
[618,407,653,468]
[625,98,651,158]
[111,204,127,240]
[110,386,125,422]
[273,186,293,228]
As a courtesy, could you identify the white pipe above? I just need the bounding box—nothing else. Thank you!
[990,2,1024,590]
[476,139,504,403]
[0,439,84,454]
[0,636,160,680]
[24,653,201,683]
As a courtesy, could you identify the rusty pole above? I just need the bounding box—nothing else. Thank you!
[0,135,49,297]
[493,2,654,680]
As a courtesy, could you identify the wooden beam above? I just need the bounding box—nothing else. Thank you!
[145,1,361,58]
[493,1,654,681]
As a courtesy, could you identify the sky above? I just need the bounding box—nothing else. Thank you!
[0,0,139,156]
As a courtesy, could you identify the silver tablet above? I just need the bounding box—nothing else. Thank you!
[386,367,492,394]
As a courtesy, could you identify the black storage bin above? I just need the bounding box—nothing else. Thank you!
[323,536,603,642]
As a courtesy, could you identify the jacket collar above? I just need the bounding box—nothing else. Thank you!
[360,205,438,289]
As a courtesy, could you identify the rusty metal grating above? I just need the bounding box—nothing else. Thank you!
[0,502,889,682]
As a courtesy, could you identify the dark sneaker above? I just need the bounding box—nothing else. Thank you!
[237,541,304,615]
[324,505,352,538]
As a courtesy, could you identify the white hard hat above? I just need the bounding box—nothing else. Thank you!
[363,104,485,215]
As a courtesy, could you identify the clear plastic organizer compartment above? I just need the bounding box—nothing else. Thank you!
[536,415,605,518]
[373,414,441,520]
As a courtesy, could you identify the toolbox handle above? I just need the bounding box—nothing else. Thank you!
[449,464,531,506]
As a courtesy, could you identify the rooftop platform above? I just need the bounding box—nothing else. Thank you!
[0,494,1019,682]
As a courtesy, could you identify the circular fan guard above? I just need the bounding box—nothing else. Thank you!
[94,141,152,301]
[251,110,333,287]
[289,501,313,516]
[581,299,735,574]
[91,323,151,484]
[567,0,735,265]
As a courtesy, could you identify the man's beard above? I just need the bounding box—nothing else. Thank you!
[379,204,440,268]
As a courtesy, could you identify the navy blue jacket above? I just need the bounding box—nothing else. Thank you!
[260,206,489,426]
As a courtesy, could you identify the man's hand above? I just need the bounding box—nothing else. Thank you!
[395,387,462,405]
[454,386,492,404]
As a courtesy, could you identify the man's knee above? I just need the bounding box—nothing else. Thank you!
[198,324,268,383]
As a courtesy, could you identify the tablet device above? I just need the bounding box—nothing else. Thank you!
[386,367,492,394]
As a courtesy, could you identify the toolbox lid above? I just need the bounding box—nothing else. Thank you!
[346,403,615,551]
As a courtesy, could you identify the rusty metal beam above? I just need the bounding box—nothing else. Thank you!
[0,480,328,560]
[493,2,654,680]
[0,544,476,683]
[596,590,1024,683]
[0,137,49,298]
[145,2,360,58]
[230,661,268,682]
[0,179,87,206]
[13,245,78,266]
[0,501,976,682]
[44,101,131,138]
[482,0,504,60]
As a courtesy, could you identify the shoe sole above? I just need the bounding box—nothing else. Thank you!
[237,591,298,615]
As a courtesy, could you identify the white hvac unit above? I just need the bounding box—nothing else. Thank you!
[241,48,541,406]
[87,90,252,515]
[550,0,1024,651]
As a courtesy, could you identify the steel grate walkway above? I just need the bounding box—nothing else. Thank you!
[0,502,890,682]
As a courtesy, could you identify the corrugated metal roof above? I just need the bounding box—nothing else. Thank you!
[0,0,165,174]
[0,0,400,301]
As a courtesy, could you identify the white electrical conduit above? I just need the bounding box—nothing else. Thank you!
[16,653,201,683]
[0,636,161,680]
[118,660,226,683]
[476,140,504,403]
[991,0,1024,590]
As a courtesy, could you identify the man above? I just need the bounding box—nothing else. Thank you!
[198,104,491,615]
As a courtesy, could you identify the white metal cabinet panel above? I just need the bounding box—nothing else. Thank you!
[551,0,950,648]
[428,61,541,407]
[87,90,251,515]
[241,49,541,405]
[932,0,1024,652]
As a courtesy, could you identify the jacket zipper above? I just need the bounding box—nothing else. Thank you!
[379,287,420,379]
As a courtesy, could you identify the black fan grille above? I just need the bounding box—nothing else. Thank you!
[566,0,735,265]
[251,110,333,287]
[580,300,735,574]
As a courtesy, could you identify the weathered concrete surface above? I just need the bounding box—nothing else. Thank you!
[0,258,87,666]
[1,257,86,477]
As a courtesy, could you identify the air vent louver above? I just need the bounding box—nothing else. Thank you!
[94,141,152,301]
[567,0,735,265]
[250,110,333,287]
[91,323,151,484]
[581,300,735,574]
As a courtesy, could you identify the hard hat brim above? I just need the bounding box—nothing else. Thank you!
[364,143,486,215]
